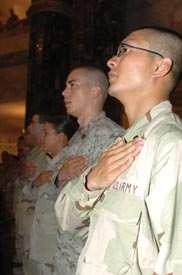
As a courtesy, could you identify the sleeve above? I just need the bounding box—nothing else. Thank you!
[55,167,104,237]
[145,138,182,275]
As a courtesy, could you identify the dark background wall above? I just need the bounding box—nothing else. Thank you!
[0,0,182,157]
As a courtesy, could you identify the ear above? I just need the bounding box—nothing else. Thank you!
[91,86,102,99]
[153,58,173,78]
[58,132,66,141]
[58,132,68,146]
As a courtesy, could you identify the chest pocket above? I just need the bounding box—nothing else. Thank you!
[83,120,165,274]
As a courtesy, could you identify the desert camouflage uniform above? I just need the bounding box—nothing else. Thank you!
[15,145,48,275]
[23,149,66,275]
[55,101,182,275]
[54,111,125,275]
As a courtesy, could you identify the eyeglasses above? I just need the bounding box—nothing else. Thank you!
[116,42,164,59]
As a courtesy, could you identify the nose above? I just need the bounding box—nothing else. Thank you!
[27,123,32,132]
[41,131,45,138]
[107,55,118,69]
[62,87,68,97]
[40,131,45,143]
[62,88,65,96]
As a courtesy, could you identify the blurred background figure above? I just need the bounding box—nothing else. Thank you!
[6,8,19,24]
[13,113,48,275]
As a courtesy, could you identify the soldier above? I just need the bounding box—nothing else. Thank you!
[53,66,142,275]
[15,114,48,275]
[55,26,182,275]
[23,116,78,275]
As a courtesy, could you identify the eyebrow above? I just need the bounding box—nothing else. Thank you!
[31,120,38,123]
[67,79,77,84]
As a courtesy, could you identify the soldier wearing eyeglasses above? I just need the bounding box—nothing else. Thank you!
[55,26,182,275]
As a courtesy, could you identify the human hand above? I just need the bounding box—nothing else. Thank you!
[20,162,37,178]
[56,155,88,186]
[33,170,54,187]
[86,138,145,190]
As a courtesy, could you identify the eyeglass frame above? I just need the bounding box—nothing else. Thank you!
[116,42,164,59]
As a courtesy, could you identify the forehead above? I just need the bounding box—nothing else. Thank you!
[123,29,151,47]
[32,114,39,122]
[67,68,87,82]
[43,122,54,130]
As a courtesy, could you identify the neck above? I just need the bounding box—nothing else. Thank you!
[77,109,102,127]
[124,97,169,127]
[52,141,67,157]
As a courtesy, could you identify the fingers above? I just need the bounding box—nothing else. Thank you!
[42,171,54,177]
[58,155,89,182]
[102,139,144,180]
[41,171,53,181]
[34,170,54,186]
[101,138,145,163]
[86,138,145,190]
[67,155,88,162]
[102,140,144,175]
[65,155,88,172]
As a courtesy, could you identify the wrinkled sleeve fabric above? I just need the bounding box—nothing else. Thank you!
[55,116,124,238]
[55,168,104,238]
[144,137,182,275]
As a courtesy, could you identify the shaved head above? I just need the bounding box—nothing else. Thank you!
[73,66,109,102]
[135,25,182,90]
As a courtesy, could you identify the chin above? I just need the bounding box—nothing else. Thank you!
[68,110,77,117]
[108,86,116,97]
[66,108,73,116]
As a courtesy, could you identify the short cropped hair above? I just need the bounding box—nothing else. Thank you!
[136,25,182,90]
[74,66,109,102]
[44,115,78,141]
[37,114,50,124]
[28,114,49,125]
